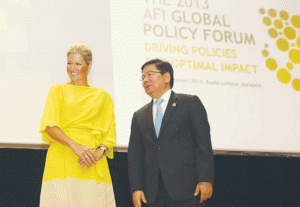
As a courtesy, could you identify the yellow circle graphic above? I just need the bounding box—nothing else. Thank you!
[291,15,300,28]
[261,9,300,92]
[259,8,265,15]
[280,11,289,20]
[277,68,291,84]
[263,17,272,26]
[274,19,283,29]
[266,58,277,70]
[268,28,278,38]
[292,79,300,91]
[289,49,300,63]
[262,49,269,57]
[284,27,296,40]
[268,9,277,18]
[286,62,293,70]
[276,38,289,51]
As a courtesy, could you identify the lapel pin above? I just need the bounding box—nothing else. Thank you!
[172,103,177,107]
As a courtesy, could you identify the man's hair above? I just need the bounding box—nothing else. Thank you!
[141,59,174,88]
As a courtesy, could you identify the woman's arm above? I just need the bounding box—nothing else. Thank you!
[44,126,97,167]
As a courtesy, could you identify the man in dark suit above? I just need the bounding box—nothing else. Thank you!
[128,59,214,207]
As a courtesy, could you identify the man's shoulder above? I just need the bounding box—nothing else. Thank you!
[174,92,198,101]
[135,102,152,115]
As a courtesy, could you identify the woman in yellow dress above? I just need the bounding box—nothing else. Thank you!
[39,44,116,206]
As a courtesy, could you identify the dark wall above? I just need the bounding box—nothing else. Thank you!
[1,148,300,207]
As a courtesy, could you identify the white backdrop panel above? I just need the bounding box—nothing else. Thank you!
[0,0,299,153]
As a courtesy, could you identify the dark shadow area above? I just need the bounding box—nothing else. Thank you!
[1,148,300,207]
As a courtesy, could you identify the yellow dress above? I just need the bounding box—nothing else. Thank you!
[39,83,116,207]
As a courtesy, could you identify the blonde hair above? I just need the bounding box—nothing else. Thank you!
[67,44,92,65]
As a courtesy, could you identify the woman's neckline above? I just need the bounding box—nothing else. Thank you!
[63,83,91,88]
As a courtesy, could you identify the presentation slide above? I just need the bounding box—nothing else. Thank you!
[0,0,299,153]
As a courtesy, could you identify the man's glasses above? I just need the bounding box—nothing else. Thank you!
[140,72,165,81]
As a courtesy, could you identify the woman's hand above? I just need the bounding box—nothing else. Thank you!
[43,126,99,168]
[69,142,97,168]
[77,148,105,168]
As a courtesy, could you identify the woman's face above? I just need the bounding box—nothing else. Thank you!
[67,53,91,85]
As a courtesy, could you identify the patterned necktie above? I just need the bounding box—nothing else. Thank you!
[154,98,164,137]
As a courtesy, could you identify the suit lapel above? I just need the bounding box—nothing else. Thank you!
[158,91,178,138]
[145,100,158,140]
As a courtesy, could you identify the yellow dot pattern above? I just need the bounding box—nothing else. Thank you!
[259,8,265,15]
[286,62,293,70]
[274,19,284,29]
[262,49,269,57]
[268,9,277,18]
[280,11,289,20]
[284,27,296,39]
[289,49,300,63]
[292,79,300,91]
[291,15,300,28]
[263,17,272,26]
[277,69,291,84]
[268,28,278,38]
[260,8,300,92]
[277,38,289,51]
[266,58,277,70]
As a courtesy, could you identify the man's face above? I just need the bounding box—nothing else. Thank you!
[142,64,170,99]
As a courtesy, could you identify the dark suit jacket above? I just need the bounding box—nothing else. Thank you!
[128,91,214,204]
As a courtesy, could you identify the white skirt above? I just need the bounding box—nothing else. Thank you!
[40,177,116,207]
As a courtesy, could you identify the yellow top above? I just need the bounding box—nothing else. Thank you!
[40,83,116,183]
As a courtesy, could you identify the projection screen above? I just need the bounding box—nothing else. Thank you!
[0,0,299,153]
